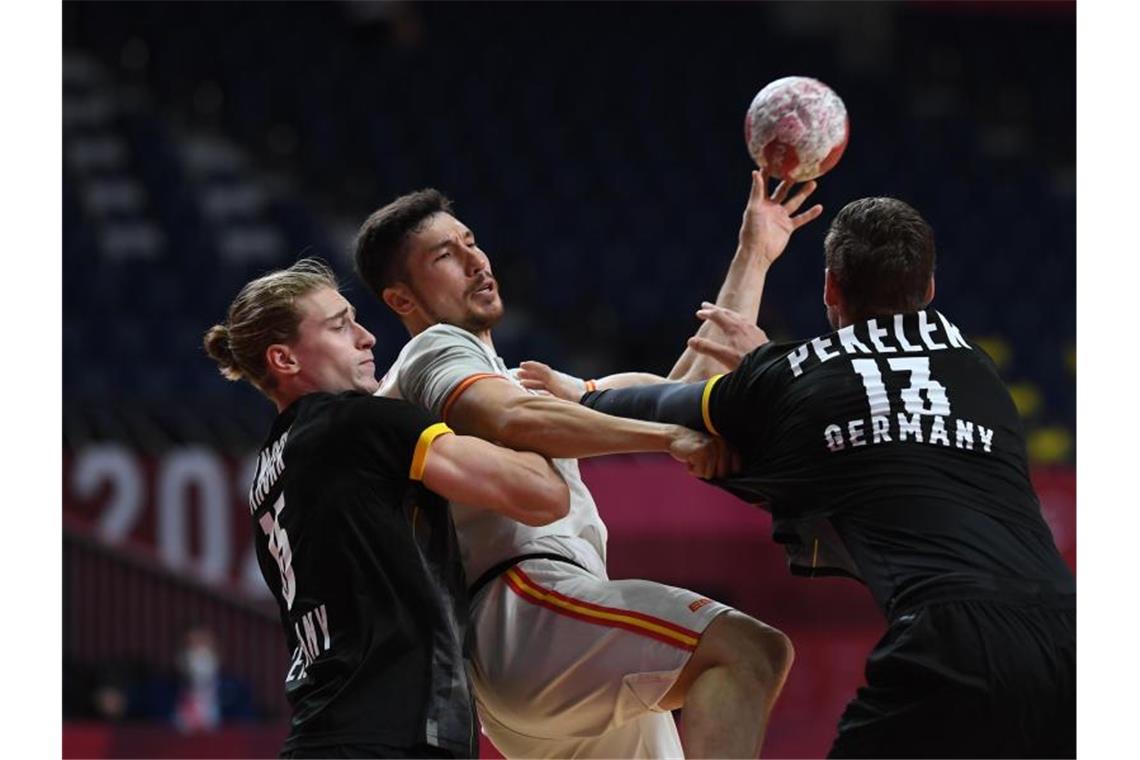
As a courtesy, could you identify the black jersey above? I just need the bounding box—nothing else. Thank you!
[248,392,475,756]
[702,309,1073,614]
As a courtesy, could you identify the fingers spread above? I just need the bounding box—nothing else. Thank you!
[750,169,767,203]
[792,203,824,229]
[771,179,791,204]
[783,180,818,214]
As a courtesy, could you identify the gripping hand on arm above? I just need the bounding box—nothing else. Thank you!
[685,303,771,371]
[447,376,735,478]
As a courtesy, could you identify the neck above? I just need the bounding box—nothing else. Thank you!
[270,386,307,413]
[472,328,495,350]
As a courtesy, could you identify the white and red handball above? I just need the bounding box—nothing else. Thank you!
[745,76,849,181]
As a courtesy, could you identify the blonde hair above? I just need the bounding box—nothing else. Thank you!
[203,258,339,393]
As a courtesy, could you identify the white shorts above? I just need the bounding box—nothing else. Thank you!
[470,556,732,758]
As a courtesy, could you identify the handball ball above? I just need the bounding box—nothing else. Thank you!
[745,76,849,181]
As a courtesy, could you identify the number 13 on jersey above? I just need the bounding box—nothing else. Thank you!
[851,357,950,416]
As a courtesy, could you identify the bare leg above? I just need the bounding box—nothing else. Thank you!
[660,611,794,758]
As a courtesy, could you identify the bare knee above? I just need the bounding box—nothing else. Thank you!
[715,612,794,689]
[663,612,793,709]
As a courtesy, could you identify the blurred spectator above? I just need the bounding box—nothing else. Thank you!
[170,625,258,732]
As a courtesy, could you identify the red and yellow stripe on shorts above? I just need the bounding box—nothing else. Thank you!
[503,566,700,652]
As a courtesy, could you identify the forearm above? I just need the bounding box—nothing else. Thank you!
[479,447,570,525]
[462,394,683,459]
[596,372,670,391]
[669,252,772,381]
[424,435,569,526]
[580,382,708,433]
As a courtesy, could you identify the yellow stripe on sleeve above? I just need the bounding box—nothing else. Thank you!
[409,423,454,481]
[700,374,724,436]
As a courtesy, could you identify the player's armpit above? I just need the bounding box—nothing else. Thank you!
[419,433,569,526]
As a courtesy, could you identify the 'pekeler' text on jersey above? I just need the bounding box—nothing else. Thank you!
[704,310,1073,614]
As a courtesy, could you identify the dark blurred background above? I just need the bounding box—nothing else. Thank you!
[61,2,1075,757]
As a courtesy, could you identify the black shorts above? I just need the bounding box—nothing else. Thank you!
[829,596,1075,759]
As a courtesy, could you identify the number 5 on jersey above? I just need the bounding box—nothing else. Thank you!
[259,494,297,610]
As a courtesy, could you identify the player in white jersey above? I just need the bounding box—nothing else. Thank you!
[355,175,819,758]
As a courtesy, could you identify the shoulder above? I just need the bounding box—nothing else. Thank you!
[405,323,489,357]
[711,338,810,416]
[739,339,807,380]
[294,392,432,446]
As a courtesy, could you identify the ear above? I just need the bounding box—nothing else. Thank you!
[923,275,936,306]
[265,343,299,380]
[824,268,842,307]
[382,283,418,317]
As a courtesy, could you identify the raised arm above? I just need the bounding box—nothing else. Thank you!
[420,431,570,526]
[668,169,822,383]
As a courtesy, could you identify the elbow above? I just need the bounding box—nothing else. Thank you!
[518,475,570,527]
[547,478,571,522]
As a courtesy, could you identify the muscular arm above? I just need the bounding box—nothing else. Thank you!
[447,377,688,459]
[420,432,570,526]
[668,170,821,383]
[396,325,727,476]
[579,381,711,434]
[668,259,772,381]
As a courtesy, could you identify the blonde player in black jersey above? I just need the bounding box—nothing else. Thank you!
[204,258,575,758]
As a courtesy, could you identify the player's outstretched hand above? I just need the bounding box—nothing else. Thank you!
[741,168,824,266]
[686,303,769,370]
[518,360,586,401]
[668,427,741,480]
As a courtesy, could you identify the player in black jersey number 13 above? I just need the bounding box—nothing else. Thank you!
[530,196,1076,758]
[203,259,570,758]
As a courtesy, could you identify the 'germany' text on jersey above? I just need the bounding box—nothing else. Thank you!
[249,392,475,755]
[705,310,1073,614]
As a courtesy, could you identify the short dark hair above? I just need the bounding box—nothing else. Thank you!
[354,188,453,297]
[823,197,936,319]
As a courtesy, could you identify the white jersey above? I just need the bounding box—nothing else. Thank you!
[377,324,608,583]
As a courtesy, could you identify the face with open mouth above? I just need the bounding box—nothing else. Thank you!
[402,212,505,334]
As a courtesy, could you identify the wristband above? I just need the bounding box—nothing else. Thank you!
[584,379,597,392]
